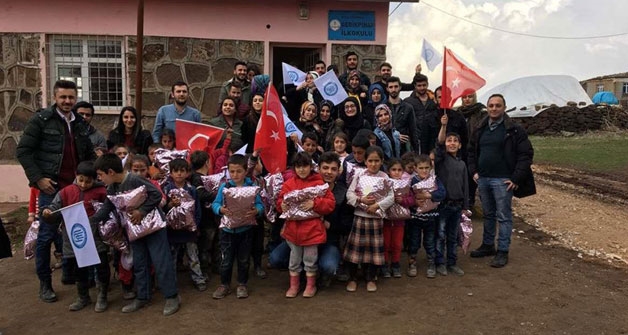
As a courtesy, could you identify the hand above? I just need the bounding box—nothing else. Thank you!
[361,195,376,206]
[415,190,431,200]
[95,148,105,157]
[220,206,233,216]
[252,149,261,157]
[415,64,422,73]
[399,134,409,144]
[41,209,52,219]
[299,200,314,212]
[394,195,403,203]
[37,178,57,195]
[441,114,448,126]
[129,210,143,225]
[289,133,299,144]
[225,128,234,139]
[366,203,380,214]
[27,215,35,224]
[473,173,479,183]
[297,81,308,91]
[245,208,258,220]
[324,220,331,229]
[151,169,165,180]
[360,92,366,98]
[504,179,519,191]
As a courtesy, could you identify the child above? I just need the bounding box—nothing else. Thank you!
[401,152,417,180]
[434,113,469,276]
[160,128,176,150]
[41,161,110,312]
[332,132,349,162]
[276,152,335,298]
[246,152,268,279]
[211,154,264,299]
[147,143,165,180]
[113,144,130,168]
[163,158,206,291]
[90,153,180,316]
[407,155,445,278]
[301,132,321,162]
[344,146,394,292]
[339,135,370,188]
[382,158,414,278]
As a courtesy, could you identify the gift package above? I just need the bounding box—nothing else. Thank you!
[165,188,197,232]
[93,201,128,252]
[154,148,189,186]
[355,174,391,218]
[219,186,260,229]
[412,174,440,214]
[279,184,329,220]
[108,186,167,242]
[261,172,283,223]
[345,161,366,186]
[23,221,39,260]
[458,213,473,254]
[386,179,412,220]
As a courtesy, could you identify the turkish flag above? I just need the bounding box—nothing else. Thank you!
[440,48,486,109]
[175,119,225,152]
[254,84,287,173]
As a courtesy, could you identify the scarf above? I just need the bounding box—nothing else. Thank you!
[339,96,364,136]
[375,104,393,131]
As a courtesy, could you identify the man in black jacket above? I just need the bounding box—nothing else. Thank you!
[386,76,419,154]
[338,51,371,88]
[16,80,96,303]
[468,94,535,268]
[404,74,439,154]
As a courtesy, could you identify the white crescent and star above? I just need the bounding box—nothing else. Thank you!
[452,77,461,88]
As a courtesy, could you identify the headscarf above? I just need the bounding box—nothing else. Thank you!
[307,71,320,103]
[374,104,393,131]
[339,96,364,139]
[317,100,335,133]
[300,101,317,121]
[368,82,388,106]
[251,74,270,96]
[346,70,361,94]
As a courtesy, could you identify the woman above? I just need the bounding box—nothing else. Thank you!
[345,70,367,111]
[458,91,486,141]
[285,71,323,122]
[339,96,371,143]
[296,101,322,140]
[317,100,336,150]
[209,97,245,151]
[363,83,388,128]
[242,93,264,153]
[107,106,152,155]
[373,104,401,160]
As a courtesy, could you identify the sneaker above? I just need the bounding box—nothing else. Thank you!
[236,285,249,299]
[212,285,231,299]
[163,295,180,316]
[392,267,402,278]
[470,243,497,258]
[407,263,417,277]
[366,281,377,292]
[346,281,357,292]
[381,266,392,279]
[255,267,268,279]
[194,282,207,292]
[121,299,148,313]
[490,251,509,268]
[426,264,436,278]
[436,264,448,276]
[447,265,465,276]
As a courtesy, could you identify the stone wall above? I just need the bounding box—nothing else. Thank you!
[513,105,628,135]
[0,34,42,160]
[332,44,386,84]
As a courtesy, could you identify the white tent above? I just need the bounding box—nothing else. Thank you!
[479,75,593,117]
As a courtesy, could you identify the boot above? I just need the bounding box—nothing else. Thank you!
[470,243,497,258]
[121,283,136,300]
[94,283,108,313]
[69,283,91,311]
[302,273,317,298]
[285,272,300,298]
[39,280,57,303]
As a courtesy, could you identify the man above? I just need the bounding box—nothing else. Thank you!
[17,80,96,303]
[404,74,439,154]
[468,94,535,268]
[314,60,327,77]
[338,51,371,88]
[420,86,468,158]
[217,81,250,120]
[73,101,107,156]
[386,76,419,154]
[218,61,251,106]
[152,81,201,143]
[377,62,418,97]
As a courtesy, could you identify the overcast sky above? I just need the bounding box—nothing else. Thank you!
[386,0,628,96]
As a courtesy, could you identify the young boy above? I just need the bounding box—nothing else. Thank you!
[407,155,446,278]
[211,154,264,299]
[163,158,206,291]
[42,161,110,312]
[147,143,164,180]
[338,134,370,188]
[90,153,180,316]
[301,132,321,162]
[434,113,470,276]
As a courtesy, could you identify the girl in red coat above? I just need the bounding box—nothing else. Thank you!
[276,152,335,298]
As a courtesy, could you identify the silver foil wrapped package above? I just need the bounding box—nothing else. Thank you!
[166,188,197,232]
[92,201,128,252]
[386,179,411,220]
[412,174,440,214]
[154,148,189,186]
[201,171,227,197]
[355,174,391,218]
[279,183,329,221]
[219,186,261,229]
[108,185,167,242]
[458,213,473,254]
[23,221,39,260]
[261,172,283,223]
[345,161,366,186]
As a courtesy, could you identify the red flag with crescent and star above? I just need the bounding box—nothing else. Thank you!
[440,47,486,109]
[254,84,287,173]
[175,119,225,152]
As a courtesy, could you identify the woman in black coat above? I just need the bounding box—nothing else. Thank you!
[107,106,153,155]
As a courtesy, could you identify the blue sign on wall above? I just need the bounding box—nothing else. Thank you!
[328,11,376,41]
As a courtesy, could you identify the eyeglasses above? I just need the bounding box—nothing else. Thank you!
[345,105,356,109]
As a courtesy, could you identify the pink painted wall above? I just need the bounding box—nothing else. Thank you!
[0,0,389,44]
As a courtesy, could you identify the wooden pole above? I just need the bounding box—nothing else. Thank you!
[135,0,144,118]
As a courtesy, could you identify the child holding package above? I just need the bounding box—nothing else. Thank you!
[276,152,335,298]
[42,161,110,312]
[211,154,264,299]
[90,153,180,316]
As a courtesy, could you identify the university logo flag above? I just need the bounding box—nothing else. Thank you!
[440,47,486,109]
[421,38,443,72]
[254,84,287,173]
[175,119,225,152]
[314,70,349,106]
[282,106,303,140]
[282,62,307,87]
[60,202,100,268]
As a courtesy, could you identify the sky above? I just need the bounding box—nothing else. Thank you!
[386,0,628,96]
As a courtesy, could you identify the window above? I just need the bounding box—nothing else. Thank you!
[597,84,605,92]
[623,82,628,95]
[49,35,126,112]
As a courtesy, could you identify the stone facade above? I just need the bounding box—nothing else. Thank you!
[332,44,387,83]
[0,34,42,160]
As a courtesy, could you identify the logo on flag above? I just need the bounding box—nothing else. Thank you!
[282,63,307,86]
[71,224,88,249]
[60,202,100,268]
[314,71,349,106]
[324,82,339,96]
[422,38,443,72]
[288,71,298,82]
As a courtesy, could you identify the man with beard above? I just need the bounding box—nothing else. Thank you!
[314,60,327,77]
[219,61,251,106]
[404,74,439,154]
[338,51,371,88]
[74,101,107,156]
[377,62,418,99]
[152,81,201,143]
[386,76,419,154]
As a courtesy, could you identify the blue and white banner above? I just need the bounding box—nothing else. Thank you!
[422,38,443,72]
[282,105,303,140]
[60,202,100,268]
[282,62,307,87]
[314,71,349,106]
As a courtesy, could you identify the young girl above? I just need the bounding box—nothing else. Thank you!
[160,128,176,150]
[382,158,414,278]
[276,152,335,298]
[332,132,349,163]
[344,146,394,292]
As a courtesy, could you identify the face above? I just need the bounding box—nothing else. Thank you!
[76,175,94,192]
[96,169,115,186]
[416,162,431,179]
[252,95,264,112]
[170,168,188,184]
[76,107,93,124]
[222,99,236,116]
[445,136,461,155]
[344,102,357,117]
[388,163,403,179]
[315,63,326,76]
[435,90,442,104]
[54,88,77,114]
[404,162,416,174]
[380,66,392,80]
[346,55,358,70]
[234,65,247,81]
[371,89,382,103]
[247,70,256,82]
[351,146,366,163]
[319,161,339,183]
[302,104,317,121]
[122,110,136,130]
[131,161,148,178]
[228,87,242,100]
[376,109,390,125]
[349,76,360,89]
[115,147,129,160]
[365,152,383,174]
[148,148,157,163]
[368,136,376,146]
[462,93,476,107]
[429,153,435,168]
[414,81,428,95]
[487,96,506,121]
[334,137,346,153]
[320,106,331,121]
[305,73,315,85]
[387,82,400,99]
[228,164,246,184]
[161,135,174,150]
[294,164,312,179]
[302,138,317,155]
[172,85,189,105]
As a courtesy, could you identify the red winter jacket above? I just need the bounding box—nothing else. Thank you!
[276,172,335,246]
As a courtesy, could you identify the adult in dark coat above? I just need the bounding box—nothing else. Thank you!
[457,91,487,206]
[338,97,371,143]
[107,106,153,155]
[386,76,419,154]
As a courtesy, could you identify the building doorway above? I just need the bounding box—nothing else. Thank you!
[271,45,323,95]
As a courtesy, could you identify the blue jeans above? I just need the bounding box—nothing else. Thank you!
[318,243,341,276]
[219,228,252,286]
[35,190,62,282]
[131,228,178,301]
[268,240,290,270]
[406,218,436,262]
[436,204,462,266]
[478,177,514,252]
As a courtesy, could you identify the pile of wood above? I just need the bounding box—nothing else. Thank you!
[513,105,628,135]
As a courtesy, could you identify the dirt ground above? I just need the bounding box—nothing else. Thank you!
[1,165,627,335]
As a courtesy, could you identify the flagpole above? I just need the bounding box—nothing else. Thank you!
[50,201,84,215]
